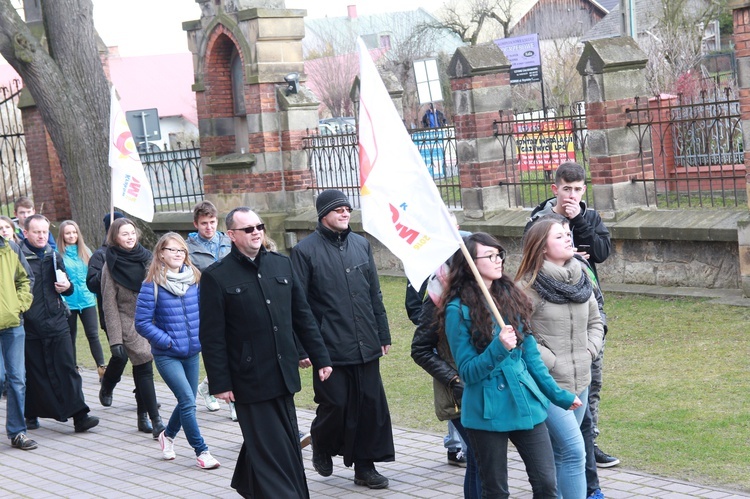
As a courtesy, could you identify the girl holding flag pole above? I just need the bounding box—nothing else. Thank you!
[437,232,582,498]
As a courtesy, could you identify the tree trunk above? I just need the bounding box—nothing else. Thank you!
[0,0,118,244]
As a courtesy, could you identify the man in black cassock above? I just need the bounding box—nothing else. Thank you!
[199,207,332,498]
[291,189,395,490]
[21,215,99,433]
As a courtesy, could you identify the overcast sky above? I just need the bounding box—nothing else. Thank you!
[92,0,436,57]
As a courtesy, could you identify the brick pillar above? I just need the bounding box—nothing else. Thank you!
[447,43,513,220]
[731,0,750,296]
[185,1,318,217]
[576,37,651,214]
[17,104,71,222]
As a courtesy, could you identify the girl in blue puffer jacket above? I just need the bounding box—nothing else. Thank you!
[135,232,219,470]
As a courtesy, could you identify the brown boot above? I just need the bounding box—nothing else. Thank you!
[97,365,107,383]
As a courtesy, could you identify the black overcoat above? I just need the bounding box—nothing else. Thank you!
[199,245,331,403]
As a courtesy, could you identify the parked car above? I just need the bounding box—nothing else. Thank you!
[318,117,356,134]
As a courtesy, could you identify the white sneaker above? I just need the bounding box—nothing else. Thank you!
[197,379,220,412]
[197,450,220,469]
[229,402,238,422]
[158,430,175,460]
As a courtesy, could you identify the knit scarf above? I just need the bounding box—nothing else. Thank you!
[532,261,593,304]
[162,266,196,297]
[106,243,151,292]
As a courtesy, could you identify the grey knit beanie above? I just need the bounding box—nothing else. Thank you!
[316,189,351,220]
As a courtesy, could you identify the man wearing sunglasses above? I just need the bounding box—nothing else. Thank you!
[291,189,394,490]
[199,207,333,498]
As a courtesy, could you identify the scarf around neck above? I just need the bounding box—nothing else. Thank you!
[162,266,196,297]
[106,243,151,292]
[532,259,593,304]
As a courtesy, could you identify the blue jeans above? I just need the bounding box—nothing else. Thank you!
[452,418,482,499]
[546,387,588,499]
[444,419,465,452]
[0,325,27,440]
[153,353,207,456]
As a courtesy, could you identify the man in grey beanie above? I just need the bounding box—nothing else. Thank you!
[291,189,394,489]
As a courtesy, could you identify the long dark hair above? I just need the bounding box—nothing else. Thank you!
[436,232,533,353]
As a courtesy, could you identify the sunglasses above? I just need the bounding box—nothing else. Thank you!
[332,207,353,214]
[231,223,265,234]
[475,250,506,263]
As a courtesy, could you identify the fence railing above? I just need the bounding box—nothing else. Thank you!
[141,144,203,213]
[492,104,592,209]
[0,81,30,217]
[626,89,747,208]
[302,125,461,209]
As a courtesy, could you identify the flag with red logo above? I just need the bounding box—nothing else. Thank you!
[357,38,462,289]
[108,86,154,222]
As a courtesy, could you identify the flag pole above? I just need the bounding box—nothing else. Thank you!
[458,239,507,329]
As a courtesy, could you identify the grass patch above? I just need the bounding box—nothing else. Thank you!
[76,278,750,492]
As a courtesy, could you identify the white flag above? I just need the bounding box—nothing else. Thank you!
[357,38,462,289]
[108,86,154,222]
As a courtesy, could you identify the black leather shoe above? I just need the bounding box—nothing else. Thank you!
[137,413,152,433]
[25,417,40,430]
[151,417,165,440]
[354,467,389,489]
[74,415,100,433]
[312,446,333,477]
[99,385,113,407]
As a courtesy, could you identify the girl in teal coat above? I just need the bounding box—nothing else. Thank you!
[438,232,581,498]
[58,220,106,378]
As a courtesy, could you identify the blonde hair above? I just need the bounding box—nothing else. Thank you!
[58,220,91,264]
[145,232,201,285]
[0,215,20,243]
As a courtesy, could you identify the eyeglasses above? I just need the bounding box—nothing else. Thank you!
[332,207,353,214]
[231,223,265,234]
[475,251,506,263]
[162,247,187,255]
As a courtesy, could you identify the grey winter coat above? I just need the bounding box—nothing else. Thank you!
[523,258,604,394]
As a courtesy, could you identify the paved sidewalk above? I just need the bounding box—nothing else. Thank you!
[0,369,748,498]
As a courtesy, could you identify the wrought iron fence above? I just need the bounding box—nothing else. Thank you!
[140,143,203,213]
[626,88,747,208]
[492,104,592,209]
[302,125,461,209]
[0,81,30,217]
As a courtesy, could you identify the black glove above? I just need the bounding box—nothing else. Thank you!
[110,344,127,361]
[449,376,463,403]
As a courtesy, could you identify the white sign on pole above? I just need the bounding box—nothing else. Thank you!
[413,58,443,104]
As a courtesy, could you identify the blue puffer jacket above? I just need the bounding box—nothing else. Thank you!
[134,278,201,359]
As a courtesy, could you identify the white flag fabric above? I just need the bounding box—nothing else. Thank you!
[357,38,462,289]
[108,86,154,222]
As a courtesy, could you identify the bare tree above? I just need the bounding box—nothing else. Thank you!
[642,0,729,95]
[304,10,449,125]
[0,0,110,242]
[377,11,443,125]
[431,0,515,46]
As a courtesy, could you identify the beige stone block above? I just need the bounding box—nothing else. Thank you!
[257,17,305,40]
